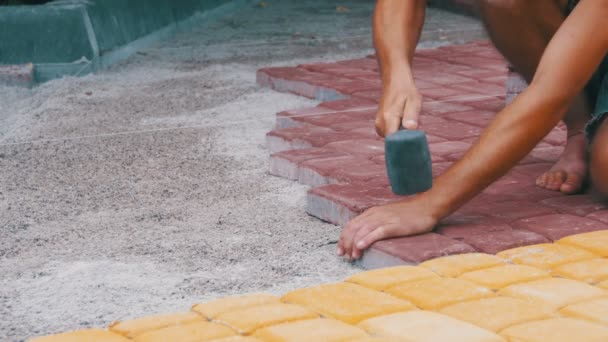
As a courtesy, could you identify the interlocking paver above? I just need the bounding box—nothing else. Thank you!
[192,293,279,319]
[500,318,608,342]
[436,214,512,239]
[587,210,608,224]
[298,155,364,186]
[542,195,608,216]
[458,264,550,289]
[214,303,318,334]
[345,265,439,291]
[462,229,550,254]
[0,63,34,87]
[558,230,608,256]
[386,277,494,310]
[253,319,368,342]
[306,184,403,225]
[597,280,608,290]
[498,278,605,310]
[419,252,505,277]
[363,233,476,265]
[497,243,597,269]
[553,258,608,284]
[133,321,236,342]
[358,311,505,342]
[281,282,414,324]
[560,297,608,326]
[439,297,553,332]
[514,214,608,241]
[269,148,350,180]
[209,338,263,342]
[109,312,203,338]
[324,139,384,159]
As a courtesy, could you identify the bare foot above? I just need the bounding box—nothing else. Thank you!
[536,132,588,194]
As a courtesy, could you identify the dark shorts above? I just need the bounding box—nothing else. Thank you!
[585,57,608,140]
[567,0,608,140]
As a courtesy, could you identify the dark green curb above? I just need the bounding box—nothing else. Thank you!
[0,0,246,84]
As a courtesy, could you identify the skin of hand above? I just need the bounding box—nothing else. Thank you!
[375,72,423,137]
[338,0,608,260]
[373,0,426,137]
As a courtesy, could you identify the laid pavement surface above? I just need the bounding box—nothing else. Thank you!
[0,1,485,340]
[260,41,608,268]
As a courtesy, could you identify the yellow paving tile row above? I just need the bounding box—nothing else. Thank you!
[30,230,608,342]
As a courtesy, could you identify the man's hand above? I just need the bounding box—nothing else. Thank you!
[375,80,422,137]
[336,196,437,260]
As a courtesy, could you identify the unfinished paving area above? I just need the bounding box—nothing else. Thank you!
[0,1,486,340]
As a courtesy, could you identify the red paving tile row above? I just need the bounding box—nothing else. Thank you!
[259,41,608,268]
[0,63,34,87]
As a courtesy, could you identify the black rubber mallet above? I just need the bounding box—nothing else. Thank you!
[384,130,433,195]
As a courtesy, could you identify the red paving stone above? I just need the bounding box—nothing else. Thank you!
[259,40,608,268]
[514,214,608,241]
[360,233,476,267]
[462,229,550,255]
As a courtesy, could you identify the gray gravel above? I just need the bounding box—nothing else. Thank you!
[0,1,483,340]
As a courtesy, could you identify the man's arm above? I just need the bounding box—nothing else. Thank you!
[373,0,426,137]
[427,0,608,218]
[339,0,608,259]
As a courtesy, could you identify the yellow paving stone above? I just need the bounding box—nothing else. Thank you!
[345,265,438,291]
[192,293,279,319]
[253,318,368,342]
[133,321,236,342]
[458,264,550,289]
[386,277,494,310]
[109,312,203,338]
[498,277,605,310]
[500,318,608,342]
[560,297,608,325]
[359,311,505,342]
[419,253,506,277]
[214,303,318,334]
[497,243,597,269]
[30,329,130,342]
[559,230,608,256]
[349,338,409,342]
[553,258,608,283]
[281,282,414,324]
[439,297,554,332]
[208,337,264,342]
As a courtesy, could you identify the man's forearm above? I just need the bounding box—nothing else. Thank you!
[373,0,426,84]
[425,87,567,218]
[423,0,608,219]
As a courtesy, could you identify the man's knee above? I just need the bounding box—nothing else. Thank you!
[590,121,608,196]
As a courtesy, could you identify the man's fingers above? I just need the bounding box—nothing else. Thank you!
[374,117,386,137]
[356,225,394,252]
[402,93,422,130]
[384,114,402,137]
[350,220,381,259]
[339,219,363,259]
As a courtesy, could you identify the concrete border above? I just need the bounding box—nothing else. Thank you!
[0,0,248,85]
